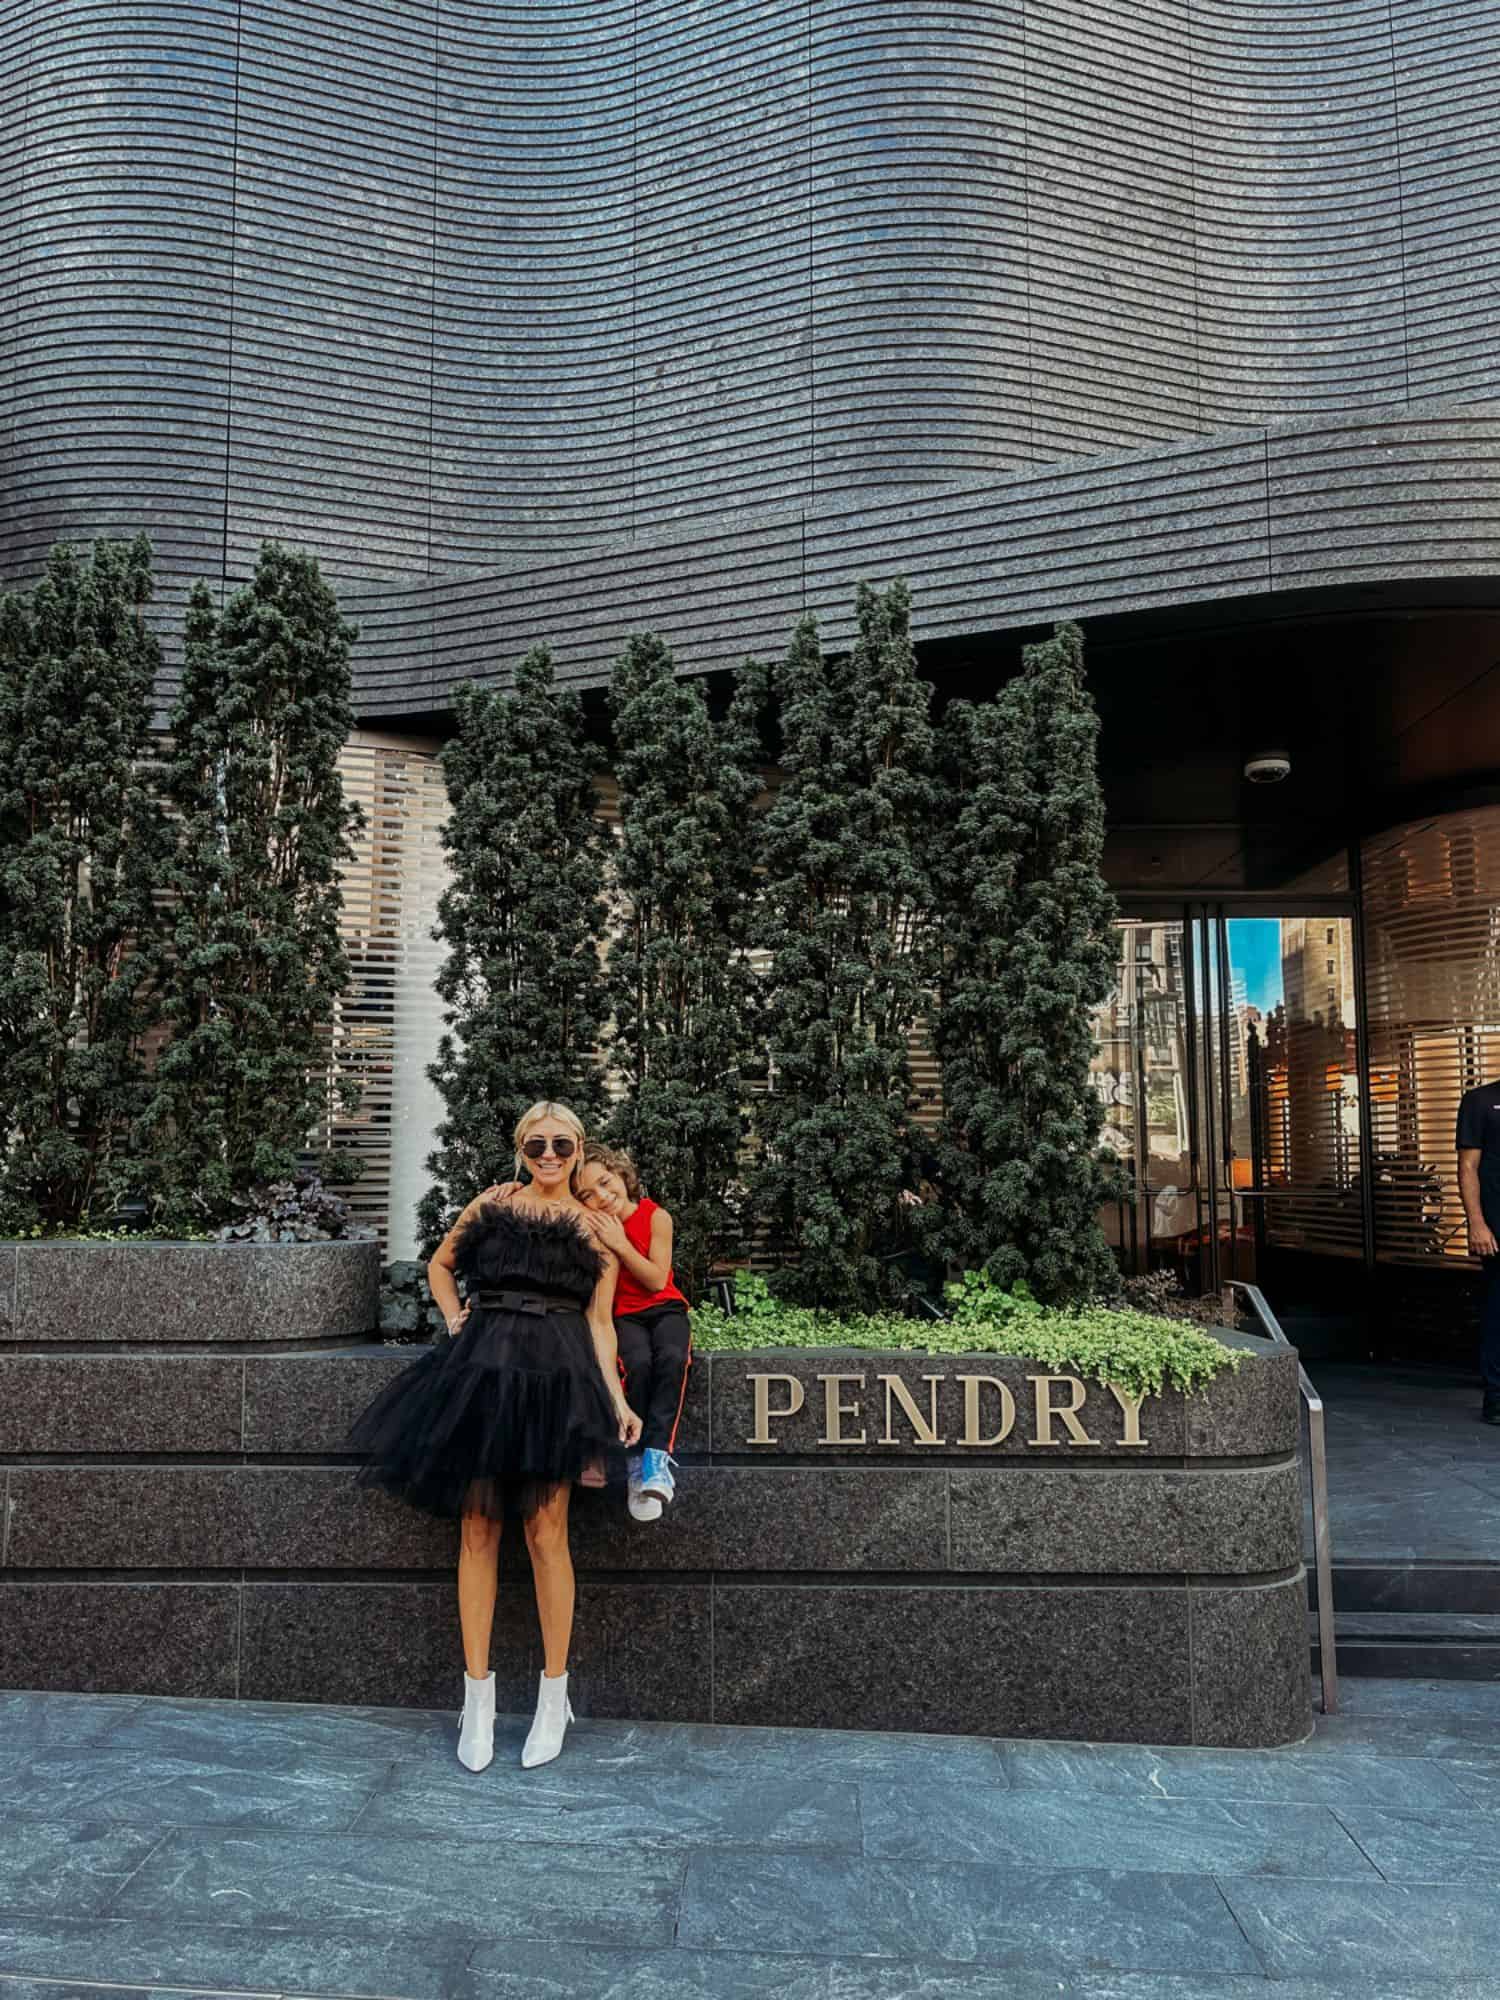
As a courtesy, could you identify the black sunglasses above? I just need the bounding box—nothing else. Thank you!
[522,1136,576,1160]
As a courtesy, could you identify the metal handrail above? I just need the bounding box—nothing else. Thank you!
[1221,1281,1338,1716]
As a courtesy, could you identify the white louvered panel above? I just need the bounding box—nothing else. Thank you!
[1361,808,1500,1265]
[316,733,450,1260]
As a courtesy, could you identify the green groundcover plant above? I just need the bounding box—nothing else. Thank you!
[691,1270,1243,1400]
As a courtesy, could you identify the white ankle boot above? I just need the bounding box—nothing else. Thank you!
[457,1670,495,1772]
[521,1669,573,1768]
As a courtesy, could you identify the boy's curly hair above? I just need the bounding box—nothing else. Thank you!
[582,1138,642,1201]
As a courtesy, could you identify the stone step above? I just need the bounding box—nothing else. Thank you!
[1310,1560,1500,1616]
[1312,1607,1500,1681]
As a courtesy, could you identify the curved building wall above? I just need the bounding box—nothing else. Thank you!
[2,0,1497,706]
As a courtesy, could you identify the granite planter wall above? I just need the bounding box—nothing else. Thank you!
[0,1237,380,1345]
[0,1328,1311,1748]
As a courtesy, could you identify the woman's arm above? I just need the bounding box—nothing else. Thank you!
[586,1206,674,1293]
[587,1253,642,1445]
[426,1194,487,1335]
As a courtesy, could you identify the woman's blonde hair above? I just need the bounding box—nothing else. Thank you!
[581,1138,641,1201]
[513,1100,586,1185]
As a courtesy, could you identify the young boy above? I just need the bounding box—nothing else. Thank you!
[574,1142,690,1523]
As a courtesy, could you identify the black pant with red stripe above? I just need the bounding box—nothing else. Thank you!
[616,1305,692,1453]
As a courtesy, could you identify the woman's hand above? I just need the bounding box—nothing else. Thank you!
[481,1180,523,1203]
[583,1207,629,1254]
[615,1396,643,1447]
[446,1306,469,1338]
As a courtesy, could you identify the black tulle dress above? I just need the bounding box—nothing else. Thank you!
[350,1202,619,1520]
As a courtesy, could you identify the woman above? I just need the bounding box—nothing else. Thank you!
[574,1142,691,1524]
[349,1101,642,1775]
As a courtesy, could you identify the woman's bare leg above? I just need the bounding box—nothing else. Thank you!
[524,1484,575,1678]
[458,1510,502,1678]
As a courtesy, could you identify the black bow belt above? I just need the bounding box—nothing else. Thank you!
[473,1288,582,1316]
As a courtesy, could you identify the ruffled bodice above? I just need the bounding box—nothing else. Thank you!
[452,1202,603,1305]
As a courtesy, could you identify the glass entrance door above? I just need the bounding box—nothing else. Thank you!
[1095,906,1367,1296]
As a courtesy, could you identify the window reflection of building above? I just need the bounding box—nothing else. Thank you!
[1090,921,1194,1266]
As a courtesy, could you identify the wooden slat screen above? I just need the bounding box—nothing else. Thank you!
[1361,807,1500,1265]
[316,733,451,1259]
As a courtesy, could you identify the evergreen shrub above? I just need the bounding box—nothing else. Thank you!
[147,542,363,1224]
[691,1270,1241,1399]
[753,584,938,1308]
[922,620,1122,1302]
[0,536,171,1233]
[419,646,610,1248]
[604,632,763,1295]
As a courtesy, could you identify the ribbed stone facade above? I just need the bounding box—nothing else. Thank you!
[2,3,1496,710]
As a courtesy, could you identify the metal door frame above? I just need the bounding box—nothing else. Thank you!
[1113,890,1367,1290]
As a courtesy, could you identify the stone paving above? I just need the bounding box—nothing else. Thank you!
[1310,1362,1500,1561]
[1,1677,1500,1999]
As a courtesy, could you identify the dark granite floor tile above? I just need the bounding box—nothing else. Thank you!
[5,1746,395,1832]
[0,1822,165,1920]
[10,1239,376,1344]
[678,1851,1261,1973]
[566,1582,713,1724]
[0,1917,472,1998]
[1190,1579,1311,1747]
[0,1244,16,1341]
[0,1692,141,1751]
[467,1950,1036,1999]
[1185,1345,1299,1457]
[359,1760,858,1851]
[95,1695,455,1769]
[570,1466,948,1573]
[861,1782,1376,1878]
[0,1585,238,1699]
[1006,1978,1500,2000]
[238,1466,454,1569]
[1304,1712,1500,1762]
[1333,1678,1500,1723]
[1441,1759,1500,1809]
[713,1584,1194,1743]
[463,1943,839,1999]
[239,1582,459,1709]
[0,1986,265,2000]
[243,1346,412,1452]
[110,1826,683,1947]
[948,1468,1184,1573]
[0,1355,244,1454]
[1000,1739,1475,1808]
[1220,1875,1500,1980]
[1334,1802,1500,1884]
[561,1716,1011,1788]
[5,1469,242,1570]
[821,1970,1032,1999]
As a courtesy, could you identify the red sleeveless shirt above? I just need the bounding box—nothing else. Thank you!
[613,1196,687,1316]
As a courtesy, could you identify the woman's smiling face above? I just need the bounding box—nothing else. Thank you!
[517,1116,578,1192]
[576,1160,628,1213]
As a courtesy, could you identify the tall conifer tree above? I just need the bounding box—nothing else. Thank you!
[922,621,1120,1299]
[0,537,169,1230]
[753,581,937,1307]
[418,647,609,1248]
[147,543,363,1221]
[604,632,763,1297]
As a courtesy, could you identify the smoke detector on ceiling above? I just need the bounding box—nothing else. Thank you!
[1243,751,1292,785]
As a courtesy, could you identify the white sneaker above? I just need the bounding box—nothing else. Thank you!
[627,1452,663,1523]
[521,1669,574,1768]
[457,1670,495,1772]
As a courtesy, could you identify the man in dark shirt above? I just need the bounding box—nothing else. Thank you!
[1456,1079,1500,1424]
